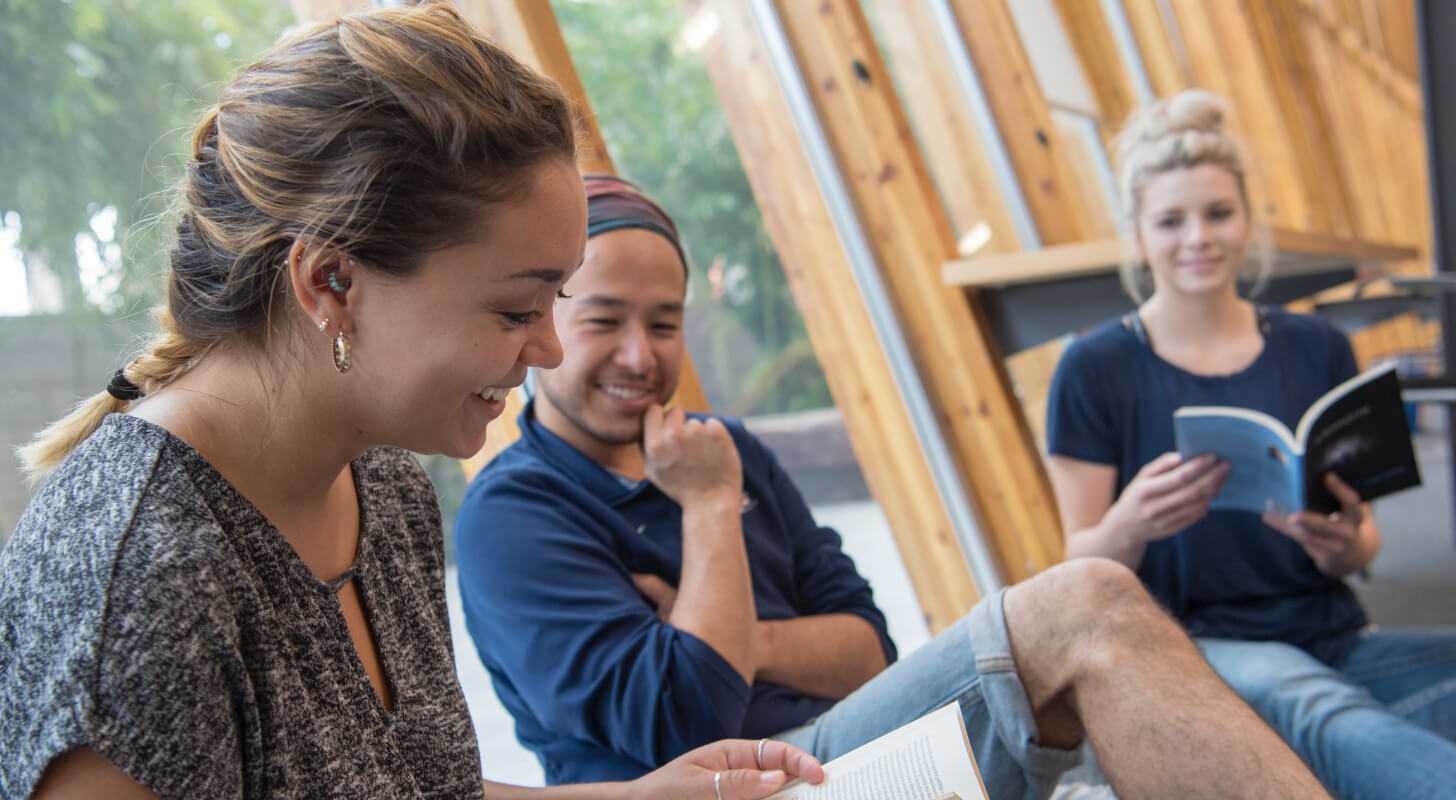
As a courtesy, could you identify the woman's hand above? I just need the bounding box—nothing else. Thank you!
[1263,473,1377,577]
[626,739,824,799]
[1102,452,1229,547]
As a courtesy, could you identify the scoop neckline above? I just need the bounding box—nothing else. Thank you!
[1126,307,1275,383]
[106,413,373,595]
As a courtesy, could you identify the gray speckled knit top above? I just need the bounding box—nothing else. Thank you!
[0,414,483,799]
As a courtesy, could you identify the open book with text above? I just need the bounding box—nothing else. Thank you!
[766,703,987,800]
[1173,361,1421,514]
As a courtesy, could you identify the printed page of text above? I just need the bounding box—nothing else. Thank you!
[767,703,987,800]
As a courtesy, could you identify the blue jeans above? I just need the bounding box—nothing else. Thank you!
[774,589,1081,800]
[1201,629,1456,799]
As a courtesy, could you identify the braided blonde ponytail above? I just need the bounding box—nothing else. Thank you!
[17,308,205,484]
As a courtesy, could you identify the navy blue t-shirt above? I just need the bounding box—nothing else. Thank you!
[1047,307,1367,663]
[454,401,896,784]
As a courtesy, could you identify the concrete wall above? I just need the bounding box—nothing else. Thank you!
[1,314,149,536]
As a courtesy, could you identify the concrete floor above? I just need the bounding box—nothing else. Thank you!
[448,428,1456,788]
[1352,428,1456,627]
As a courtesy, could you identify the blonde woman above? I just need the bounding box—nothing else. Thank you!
[0,6,822,798]
[1046,89,1456,798]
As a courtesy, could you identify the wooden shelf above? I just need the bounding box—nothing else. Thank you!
[940,229,1420,356]
[942,228,1419,289]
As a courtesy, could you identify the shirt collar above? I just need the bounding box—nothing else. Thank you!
[516,397,656,506]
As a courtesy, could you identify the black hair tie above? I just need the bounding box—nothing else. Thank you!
[106,369,143,401]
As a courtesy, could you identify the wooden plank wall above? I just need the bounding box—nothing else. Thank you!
[942,0,1099,247]
[688,1,982,630]
[1121,0,1193,98]
[1288,0,1429,272]
[783,0,1068,584]
[868,0,1114,462]
[1140,0,1434,371]
[694,0,1070,616]
[1053,0,1137,133]
[708,0,1431,607]
[1094,0,1429,271]
[859,0,1021,256]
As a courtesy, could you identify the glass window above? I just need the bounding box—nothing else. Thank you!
[552,0,834,419]
[1005,0,1100,117]
[0,0,295,538]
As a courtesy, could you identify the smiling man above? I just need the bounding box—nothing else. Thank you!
[453,176,1330,800]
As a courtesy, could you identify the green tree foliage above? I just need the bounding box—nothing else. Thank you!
[553,0,832,415]
[0,0,833,413]
[0,0,294,315]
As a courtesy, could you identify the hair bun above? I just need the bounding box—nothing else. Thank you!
[1136,89,1229,143]
[1115,89,1232,169]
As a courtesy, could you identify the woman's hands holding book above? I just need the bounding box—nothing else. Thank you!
[1104,452,1231,547]
[1263,473,1379,577]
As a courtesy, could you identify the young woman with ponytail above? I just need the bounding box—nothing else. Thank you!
[1045,89,1456,798]
[0,5,821,798]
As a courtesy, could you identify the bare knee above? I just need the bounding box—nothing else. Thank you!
[1005,558,1172,683]
[1011,558,1147,633]
[1002,559,1185,746]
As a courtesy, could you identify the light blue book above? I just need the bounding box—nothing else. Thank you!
[1173,362,1420,514]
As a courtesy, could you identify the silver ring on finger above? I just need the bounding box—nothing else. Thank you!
[756,738,768,770]
[714,770,724,800]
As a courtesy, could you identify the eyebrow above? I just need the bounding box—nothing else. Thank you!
[576,295,684,313]
[503,268,568,283]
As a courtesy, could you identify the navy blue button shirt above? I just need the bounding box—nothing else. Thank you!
[455,401,896,784]
[1047,307,1367,663]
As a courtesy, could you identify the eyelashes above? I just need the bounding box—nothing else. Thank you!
[502,289,572,327]
[501,311,540,327]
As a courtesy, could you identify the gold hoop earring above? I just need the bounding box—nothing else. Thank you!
[333,330,352,373]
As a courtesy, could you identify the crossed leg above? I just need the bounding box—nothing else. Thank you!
[1004,558,1328,800]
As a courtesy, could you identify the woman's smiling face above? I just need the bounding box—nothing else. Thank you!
[346,160,585,459]
[1135,163,1251,301]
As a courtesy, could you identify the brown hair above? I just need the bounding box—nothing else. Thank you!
[19,2,575,482]
[1113,89,1270,302]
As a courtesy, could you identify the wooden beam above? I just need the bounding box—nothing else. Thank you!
[1051,0,1137,128]
[1290,0,1432,280]
[1296,0,1423,109]
[1242,0,1355,238]
[945,0,1098,245]
[755,0,1066,585]
[1376,0,1419,80]
[1119,0,1191,97]
[860,0,1021,254]
[690,0,981,629]
[1295,5,1394,242]
[1167,0,1319,231]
